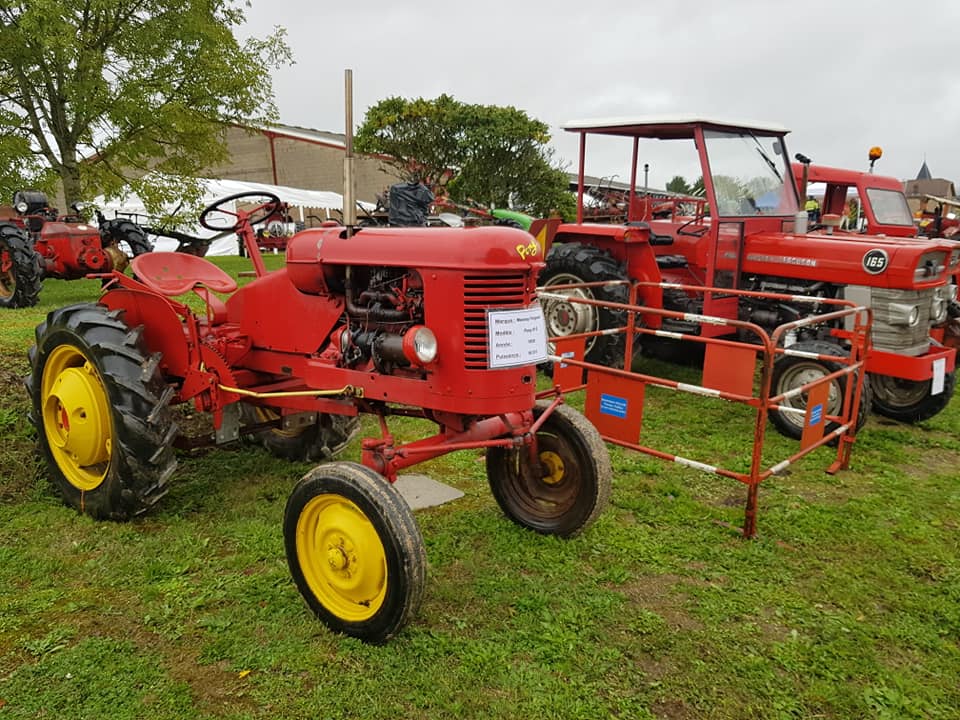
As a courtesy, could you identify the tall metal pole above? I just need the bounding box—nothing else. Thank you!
[343,69,357,235]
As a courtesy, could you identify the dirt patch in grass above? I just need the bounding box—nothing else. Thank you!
[617,573,704,633]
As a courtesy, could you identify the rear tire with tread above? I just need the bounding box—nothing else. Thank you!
[0,222,42,308]
[100,219,152,257]
[241,404,361,462]
[539,243,629,368]
[28,303,177,519]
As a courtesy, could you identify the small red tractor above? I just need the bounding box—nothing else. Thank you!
[539,117,958,432]
[0,190,151,308]
[27,191,611,643]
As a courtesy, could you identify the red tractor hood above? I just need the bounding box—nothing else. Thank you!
[742,231,953,289]
[287,225,546,273]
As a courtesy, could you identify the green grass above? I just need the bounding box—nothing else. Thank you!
[1,259,958,718]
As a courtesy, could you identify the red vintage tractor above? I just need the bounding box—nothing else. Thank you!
[27,191,611,643]
[539,117,958,431]
[0,190,152,308]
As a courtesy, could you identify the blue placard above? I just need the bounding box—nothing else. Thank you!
[600,393,628,419]
[809,403,823,426]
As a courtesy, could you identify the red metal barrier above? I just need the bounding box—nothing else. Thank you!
[537,280,872,538]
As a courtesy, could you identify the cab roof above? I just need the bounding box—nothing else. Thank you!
[562,115,790,139]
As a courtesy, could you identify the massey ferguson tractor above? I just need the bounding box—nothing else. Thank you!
[0,190,151,308]
[26,191,611,643]
[539,117,958,433]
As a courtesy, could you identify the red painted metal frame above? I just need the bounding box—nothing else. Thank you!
[537,279,872,539]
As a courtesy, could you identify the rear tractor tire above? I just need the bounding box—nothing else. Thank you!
[769,340,871,441]
[242,404,360,462]
[539,243,629,369]
[486,401,612,537]
[870,371,956,423]
[0,222,42,308]
[28,303,178,519]
[100,219,152,258]
[284,461,426,643]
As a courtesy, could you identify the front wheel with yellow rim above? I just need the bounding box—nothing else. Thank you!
[284,461,426,644]
[27,303,178,519]
[486,401,612,537]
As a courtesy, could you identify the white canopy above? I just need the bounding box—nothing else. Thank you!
[96,177,374,256]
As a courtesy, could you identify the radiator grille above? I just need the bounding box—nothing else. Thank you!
[847,286,935,356]
[463,273,528,369]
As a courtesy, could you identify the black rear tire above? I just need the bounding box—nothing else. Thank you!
[100,219,152,257]
[769,340,870,441]
[241,404,360,462]
[28,303,178,519]
[539,243,629,368]
[0,222,42,308]
[284,461,426,644]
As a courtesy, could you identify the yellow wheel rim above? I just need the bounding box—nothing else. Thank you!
[296,494,387,622]
[540,450,565,485]
[40,345,113,491]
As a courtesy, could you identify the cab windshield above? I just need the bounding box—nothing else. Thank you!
[703,130,798,217]
[865,188,914,226]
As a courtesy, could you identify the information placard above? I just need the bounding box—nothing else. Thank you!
[487,305,549,369]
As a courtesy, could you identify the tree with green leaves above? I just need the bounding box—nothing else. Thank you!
[355,95,574,219]
[0,0,291,211]
[666,175,692,195]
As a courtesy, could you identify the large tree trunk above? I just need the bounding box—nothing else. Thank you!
[60,154,82,209]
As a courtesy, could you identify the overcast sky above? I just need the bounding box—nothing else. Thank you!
[241,0,960,191]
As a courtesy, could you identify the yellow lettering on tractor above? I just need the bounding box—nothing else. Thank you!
[516,240,539,260]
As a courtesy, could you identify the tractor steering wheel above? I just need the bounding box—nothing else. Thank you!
[199,192,283,232]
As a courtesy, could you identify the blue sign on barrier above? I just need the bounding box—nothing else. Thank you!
[809,403,823,426]
[600,393,628,419]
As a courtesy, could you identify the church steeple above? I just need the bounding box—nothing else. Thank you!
[916,159,932,180]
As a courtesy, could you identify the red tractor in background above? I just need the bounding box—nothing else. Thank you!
[539,117,958,432]
[792,161,924,238]
[790,161,960,352]
[27,191,611,643]
[0,190,151,308]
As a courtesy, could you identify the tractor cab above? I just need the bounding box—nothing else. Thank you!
[790,163,918,238]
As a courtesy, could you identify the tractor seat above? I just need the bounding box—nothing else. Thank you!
[655,255,689,269]
[131,252,238,296]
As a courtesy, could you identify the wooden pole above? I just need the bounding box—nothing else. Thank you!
[343,69,357,234]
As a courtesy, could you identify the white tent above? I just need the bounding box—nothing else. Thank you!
[96,177,375,256]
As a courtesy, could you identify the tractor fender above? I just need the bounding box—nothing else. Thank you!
[100,287,192,378]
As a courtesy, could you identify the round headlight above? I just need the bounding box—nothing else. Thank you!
[15,201,28,214]
[932,295,948,323]
[403,326,438,365]
[908,306,920,327]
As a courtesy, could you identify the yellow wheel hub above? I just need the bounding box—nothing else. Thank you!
[40,346,112,491]
[296,494,387,622]
[540,450,565,485]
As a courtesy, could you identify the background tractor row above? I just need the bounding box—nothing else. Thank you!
[27,191,611,643]
[539,117,958,433]
[0,190,216,308]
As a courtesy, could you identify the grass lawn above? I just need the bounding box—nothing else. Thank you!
[0,256,958,719]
